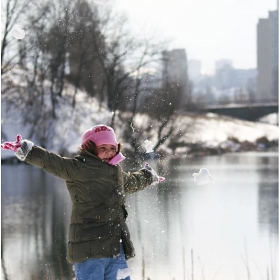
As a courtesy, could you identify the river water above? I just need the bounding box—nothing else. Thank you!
[1,152,278,280]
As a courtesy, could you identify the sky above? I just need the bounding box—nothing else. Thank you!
[111,0,277,74]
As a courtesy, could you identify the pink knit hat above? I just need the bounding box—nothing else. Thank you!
[82,125,118,148]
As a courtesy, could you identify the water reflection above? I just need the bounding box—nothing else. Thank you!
[1,152,278,280]
[126,153,279,280]
[257,156,278,234]
[1,165,74,280]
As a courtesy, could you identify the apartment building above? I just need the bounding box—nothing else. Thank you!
[161,49,190,103]
[257,10,279,101]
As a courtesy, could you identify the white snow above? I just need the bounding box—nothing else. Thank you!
[174,113,279,143]
[11,27,26,40]
[144,139,154,153]
[193,167,215,185]
[116,267,133,280]
[259,113,278,125]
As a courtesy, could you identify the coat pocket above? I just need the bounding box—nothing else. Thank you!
[76,204,112,223]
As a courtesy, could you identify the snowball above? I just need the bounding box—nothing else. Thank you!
[11,27,25,40]
[116,268,133,280]
[193,167,214,185]
[93,0,110,5]
[144,139,154,153]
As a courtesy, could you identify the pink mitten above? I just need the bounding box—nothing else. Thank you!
[1,134,22,151]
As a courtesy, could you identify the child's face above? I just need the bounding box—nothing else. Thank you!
[97,144,117,162]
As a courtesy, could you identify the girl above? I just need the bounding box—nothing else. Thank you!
[1,124,164,280]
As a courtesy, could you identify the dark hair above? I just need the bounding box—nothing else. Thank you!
[79,140,122,156]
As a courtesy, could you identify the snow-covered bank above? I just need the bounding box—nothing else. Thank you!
[2,99,278,160]
[1,69,278,160]
[165,112,278,156]
[179,112,278,143]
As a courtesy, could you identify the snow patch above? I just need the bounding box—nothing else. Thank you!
[116,267,133,280]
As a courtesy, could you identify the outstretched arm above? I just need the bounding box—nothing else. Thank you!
[123,163,165,194]
[2,135,78,181]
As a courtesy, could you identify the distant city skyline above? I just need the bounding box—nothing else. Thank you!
[113,0,277,74]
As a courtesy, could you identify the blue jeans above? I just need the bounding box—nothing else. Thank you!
[74,245,131,280]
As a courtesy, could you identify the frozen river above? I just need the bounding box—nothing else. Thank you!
[1,152,278,280]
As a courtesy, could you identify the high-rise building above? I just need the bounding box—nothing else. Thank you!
[214,60,234,90]
[257,10,279,101]
[161,49,190,103]
[215,59,233,72]
[188,60,201,80]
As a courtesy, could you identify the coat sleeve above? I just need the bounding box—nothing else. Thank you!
[122,169,155,194]
[24,146,79,181]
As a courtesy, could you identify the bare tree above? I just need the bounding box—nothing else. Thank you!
[90,10,140,120]
[1,0,40,74]
[40,0,73,117]
[2,0,183,155]
[67,0,103,108]
[91,9,133,112]
[92,8,170,128]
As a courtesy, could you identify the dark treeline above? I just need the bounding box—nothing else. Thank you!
[1,0,193,159]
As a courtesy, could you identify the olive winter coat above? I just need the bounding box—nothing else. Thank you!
[25,146,154,264]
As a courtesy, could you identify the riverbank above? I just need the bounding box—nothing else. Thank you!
[2,83,278,161]
[178,136,278,157]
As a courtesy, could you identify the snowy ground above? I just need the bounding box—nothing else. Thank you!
[164,112,278,146]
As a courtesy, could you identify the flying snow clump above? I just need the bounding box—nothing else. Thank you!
[11,27,25,40]
[144,139,154,153]
[193,167,214,185]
